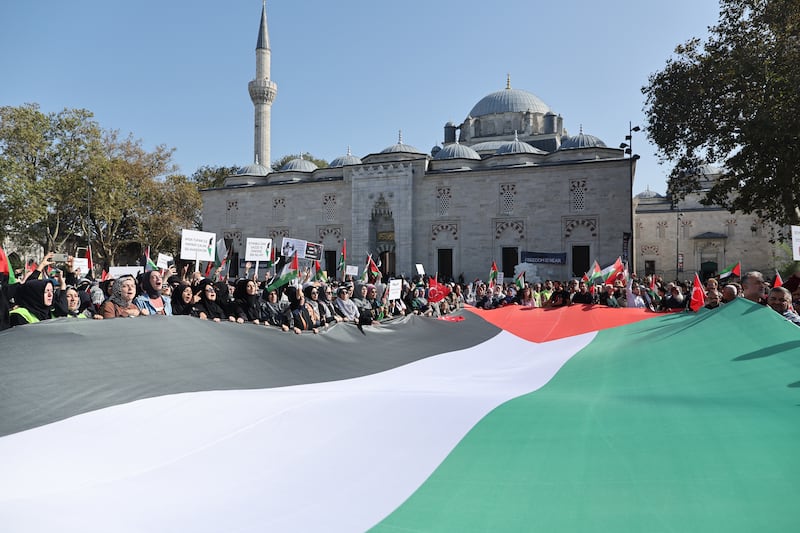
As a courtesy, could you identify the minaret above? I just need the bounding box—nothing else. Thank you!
[248,1,277,169]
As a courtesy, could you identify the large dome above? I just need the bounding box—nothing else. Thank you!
[469,87,550,118]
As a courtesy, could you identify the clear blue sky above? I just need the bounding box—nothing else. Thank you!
[1,0,722,195]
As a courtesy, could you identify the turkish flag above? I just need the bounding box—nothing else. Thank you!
[689,273,706,312]
[428,276,451,303]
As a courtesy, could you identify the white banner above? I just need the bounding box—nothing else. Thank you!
[280,238,307,259]
[157,253,173,270]
[792,225,800,261]
[245,238,273,262]
[496,273,505,286]
[180,229,216,261]
[72,258,89,276]
[109,266,143,278]
[415,263,425,275]
[345,265,359,276]
[387,279,403,301]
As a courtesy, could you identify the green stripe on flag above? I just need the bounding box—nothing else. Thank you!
[372,299,800,532]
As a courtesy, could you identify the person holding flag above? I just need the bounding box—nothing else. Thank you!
[338,239,346,281]
[266,253,299,293]
[488,261,498,290]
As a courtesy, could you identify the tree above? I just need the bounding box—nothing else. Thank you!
[87,130,178,266]
[190,164,240,190]
[0,104,102,250]
[271,153,328,170]
[643,0,800,232]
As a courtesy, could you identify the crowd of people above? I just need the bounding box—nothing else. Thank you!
[2,252,799,331]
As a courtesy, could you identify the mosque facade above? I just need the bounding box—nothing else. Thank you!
[201,5,637,282]
[634,168,789,282]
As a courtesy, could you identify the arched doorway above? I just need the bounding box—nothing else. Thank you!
[370,194,396,278]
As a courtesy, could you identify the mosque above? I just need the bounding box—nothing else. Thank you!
[201,4,637,282]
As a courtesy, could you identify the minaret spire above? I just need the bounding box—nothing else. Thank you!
[249,2,277,169]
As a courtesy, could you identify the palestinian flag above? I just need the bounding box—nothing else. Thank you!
[314,260,328,282]
[338,239,346,277]
[514,271,525,290]
[86,245,94,279]
[265,252,298,292]
[144,246,158,272]
[587,259,602,283]
[0,246,18,285]
[601,256,624,284]
[774,271,783,288]
[719,261,741,280]
[1,300,797,531]
[488,261,498,289]
[361,255,380,283]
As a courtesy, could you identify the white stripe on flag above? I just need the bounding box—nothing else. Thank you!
[0,331,595,532]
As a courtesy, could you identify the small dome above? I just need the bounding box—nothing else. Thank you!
[237,155,271,176]
[433,142,481,160]
[380,130,423,154]
[470,140,508,153]
[329,147,362,168]
[469,77,551,117]
[495,132,546,155]
[635,188,664,199]
[280,157,318,172]
[560,128,607,149]
[430,145,442,157]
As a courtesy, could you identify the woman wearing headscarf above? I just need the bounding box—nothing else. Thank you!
[316,284,343,325]
[134,270,172,316]
[286,285,318,333]
[100,275,146,318]
[261,287,296,332]
[193,279,235,322]
[60,286,95,319]
[8,279,57,326]
[171,282,196,316]
[233,278,262,324]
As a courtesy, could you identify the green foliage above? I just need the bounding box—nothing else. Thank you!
[0,104,199,267]
[271,153,328,170]
[190,164,240,189]
[643,0,800,233]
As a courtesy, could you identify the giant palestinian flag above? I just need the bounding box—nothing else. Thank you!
[1,299,798,531]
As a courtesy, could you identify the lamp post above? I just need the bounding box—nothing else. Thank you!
[85,176,92,276]
[620,122,641,273]
[676,211,683,281]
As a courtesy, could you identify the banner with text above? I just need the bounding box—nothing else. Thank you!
[521,251,567,265]
[245,238,273,262]
[793,225,800,261]
[180,229,216,262]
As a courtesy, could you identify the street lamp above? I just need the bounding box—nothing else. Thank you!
[675,211,683,282]
[619,122,641,157]
[621,122,641,273]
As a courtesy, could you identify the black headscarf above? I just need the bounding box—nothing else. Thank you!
[233,279,261,321]
[171,282,194,316]
[15,279,55,321]
[195,279,228,320]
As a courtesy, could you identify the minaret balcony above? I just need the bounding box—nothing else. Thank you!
[248,79,277,104]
